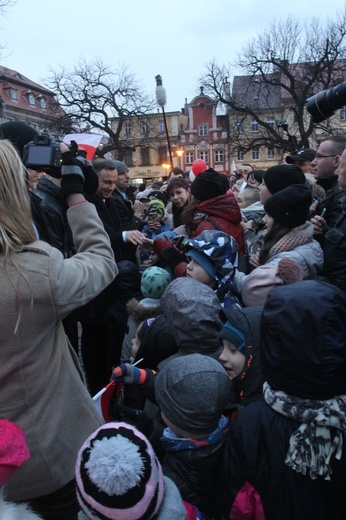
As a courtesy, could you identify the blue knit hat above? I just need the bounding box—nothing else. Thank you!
[219,321,246,352]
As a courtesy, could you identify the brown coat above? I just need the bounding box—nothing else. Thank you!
[0,203,117,501]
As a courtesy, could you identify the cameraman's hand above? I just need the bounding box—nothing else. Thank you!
[74,152,99,194]
[60,144,85,197]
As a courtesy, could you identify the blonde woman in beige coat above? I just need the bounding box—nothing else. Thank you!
[0,140,117,519]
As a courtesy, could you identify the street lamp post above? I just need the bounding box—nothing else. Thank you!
[155,75,173,170]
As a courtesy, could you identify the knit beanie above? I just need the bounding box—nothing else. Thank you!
[190,168,229,202]
[112,160,129,175]
[264,184,312,228]
[155,353,231,434]
[189,158,208,182]
[263,164,305,195]
[219,321,246,352]
[184,230,238,283]
[241,258,304,307]
[141,266,171,299]
[0,420,30,486]
[75,422,165,520]
[146,199,165,219]
[0,121,38,158]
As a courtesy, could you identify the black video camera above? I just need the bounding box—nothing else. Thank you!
[23,133,63,178]
[306,80,346,123]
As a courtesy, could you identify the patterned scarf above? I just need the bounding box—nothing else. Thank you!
[161,415,229,452]
[263,382,346,480]
[268,221,314,260]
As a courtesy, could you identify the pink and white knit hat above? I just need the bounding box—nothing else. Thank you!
[75,422,165,520]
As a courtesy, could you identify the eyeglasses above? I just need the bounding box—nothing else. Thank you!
[315,154,338,159]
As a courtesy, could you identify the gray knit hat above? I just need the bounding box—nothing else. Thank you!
[155,354,231,434]
[112,160,129,175]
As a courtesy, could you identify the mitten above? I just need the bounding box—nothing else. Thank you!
[60,151,84,197]
[110,363,155,385]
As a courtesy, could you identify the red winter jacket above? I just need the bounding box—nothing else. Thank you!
[193,192,244,255]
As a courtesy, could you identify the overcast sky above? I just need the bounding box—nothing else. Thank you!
[1,0,346,112]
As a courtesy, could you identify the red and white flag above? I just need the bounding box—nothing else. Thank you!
[63,133,102,161]
[92,380,122,422]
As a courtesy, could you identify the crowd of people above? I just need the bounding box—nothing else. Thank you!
[0,120,345,520]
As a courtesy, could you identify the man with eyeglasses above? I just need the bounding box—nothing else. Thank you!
[310,136,346,231]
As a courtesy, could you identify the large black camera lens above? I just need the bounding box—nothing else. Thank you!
[306,80,346,123]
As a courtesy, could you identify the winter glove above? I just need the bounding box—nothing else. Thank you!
[60,151,99,197]
[60,150,85,197]
[74,153,99,194]
[110,363,155,385]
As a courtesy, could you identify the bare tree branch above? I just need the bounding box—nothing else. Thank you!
[46,58,157,158]
[201,8,346,156]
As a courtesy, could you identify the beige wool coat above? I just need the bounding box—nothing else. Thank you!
[0,203,117,501]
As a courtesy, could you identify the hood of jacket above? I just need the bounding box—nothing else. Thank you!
[260,280,346,400]
[126,297,163,322]
[134,314,178,370]
[196,192,242,224]
[160,278,222,355]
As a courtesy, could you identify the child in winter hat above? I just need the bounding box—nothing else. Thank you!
[120,267,171,364]
[75,421,205,519]
[155,353,231,518]
[219,307,263,405]
[183,229,241,308]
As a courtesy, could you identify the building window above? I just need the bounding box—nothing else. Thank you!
[252,147,260,160]
[141,122,148,134]
[237,148,244,161]
[6,88,17,100]
[199,151,208,162]
[27,92,35,106]
[267,146,275,159]
[235,120,244,133]
[340,107,346,120]
[185,152,194,164]
[124,122,131,136]
[39,97,46,109]
[267,117,275,129]
[141,147,150,166]
[124,149,133,167]
[159,120,165,133]
[251,119,259,132]
[198,124,208,136]
[158,146,167,163]
[214,149,224,163]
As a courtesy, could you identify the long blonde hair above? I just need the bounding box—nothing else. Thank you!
[0,139,36,331]
[0,139,36,255]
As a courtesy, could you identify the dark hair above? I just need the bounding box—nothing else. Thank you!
[320,136,346,156]
[259,221,291,265]
[92,158,116,175]
[169,167,184,178]
[166,177,189,198]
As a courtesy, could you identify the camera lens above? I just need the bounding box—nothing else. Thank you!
[306,80,346,123]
